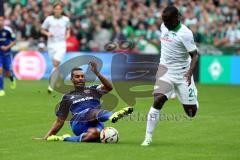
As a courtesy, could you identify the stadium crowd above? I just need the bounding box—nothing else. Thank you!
[3,0,240,54]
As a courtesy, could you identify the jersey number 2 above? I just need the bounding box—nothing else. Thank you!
[189,88,195,97]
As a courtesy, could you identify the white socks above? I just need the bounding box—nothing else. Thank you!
[145,107,160,139]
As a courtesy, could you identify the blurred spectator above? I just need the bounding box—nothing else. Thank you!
[2,0,240,54]
[90,22,111,51]
[66,28,79,52]
[226,22,240,45]
[213,23,229,46]
[77,22,92,51]
[190,25,202,43]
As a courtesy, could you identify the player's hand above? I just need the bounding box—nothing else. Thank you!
[89,61,99,75]
[184,71,192,86]
[43,135,49,140]
[1,45,9,51]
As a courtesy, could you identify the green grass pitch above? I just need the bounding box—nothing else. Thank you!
[0,80,240,160]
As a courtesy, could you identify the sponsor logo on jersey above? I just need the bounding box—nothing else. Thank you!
[161,37,172,42]
[161,33,172,42]
[73,97,93,104]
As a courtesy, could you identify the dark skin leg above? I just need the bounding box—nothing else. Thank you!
[81,128,100,142]
[152,93,168,110]
[80,110,100,122]
[153,93,198,117]
[183,104,198,117]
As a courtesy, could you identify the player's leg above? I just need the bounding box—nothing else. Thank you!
[49,110,103,142]
[0,57,5,96]
[141,93,168,146]
[46,121,91,142]
[175,76,199,118]
[64,127,101,142]
[73,108,134,124]
[72,109,113,123]
[3,54,16,89]
[109,107,134,123]
[63,120,104,142]
[142,71,174,146]
[96,109,113,122]
[47,46,65,93]
[183,104,198,117]
[47,59,60,93]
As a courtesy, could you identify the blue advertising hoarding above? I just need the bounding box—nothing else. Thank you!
[14,51,159,81]
[13,51,240,84]
[42,52,114,80]
[230,55,240,84]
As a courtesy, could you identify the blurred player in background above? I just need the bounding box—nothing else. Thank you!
[0,16,16,97]
[41,2,70,93]
[141,6,199,146]
[44,61,133,142]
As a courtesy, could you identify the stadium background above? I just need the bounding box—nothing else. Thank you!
[1,0,240,160]
[2,0,240,84]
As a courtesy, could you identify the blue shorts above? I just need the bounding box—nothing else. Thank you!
[70,109,104,136]
[0,53,12,71]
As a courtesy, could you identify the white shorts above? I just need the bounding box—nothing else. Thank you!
[153,65,198,106]
[47,43,66,62]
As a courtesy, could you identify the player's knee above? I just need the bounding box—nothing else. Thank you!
[0,67,3,75]
[183,105,198,118]
[153,93,168,110]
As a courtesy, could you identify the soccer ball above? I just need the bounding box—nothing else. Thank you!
[100,127,119,143]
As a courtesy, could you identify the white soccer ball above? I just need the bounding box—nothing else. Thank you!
[100,127,119,143]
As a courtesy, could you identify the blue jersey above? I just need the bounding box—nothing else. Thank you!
[56,85,107,120]
[0,27,16,55]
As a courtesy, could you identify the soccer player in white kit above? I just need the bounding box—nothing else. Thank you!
[41,2,70,93]
[141,6,199,146]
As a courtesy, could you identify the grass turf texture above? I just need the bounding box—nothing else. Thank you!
[0,80,239,160]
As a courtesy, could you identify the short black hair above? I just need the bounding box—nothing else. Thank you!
[162,5,179,18]
[71,67,83,78]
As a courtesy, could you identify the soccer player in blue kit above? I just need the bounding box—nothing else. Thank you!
[45,61,133,142]
[0,16,16,96]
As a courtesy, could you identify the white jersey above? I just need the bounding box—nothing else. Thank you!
[160,23,197,73]
[42,15,70,46]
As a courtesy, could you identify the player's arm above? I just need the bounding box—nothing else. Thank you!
[65,18,71,39]
[181,31,198,86]
[44,98,70,140]
[184,50,198,86]
[89,61,113,92]
[7,40,16,49]
[41,17,53,37]
[1,40,16,51]
[1,30,16,51]
[44,117,65,140]
[41,28,53,37]
[65,27,71,39]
